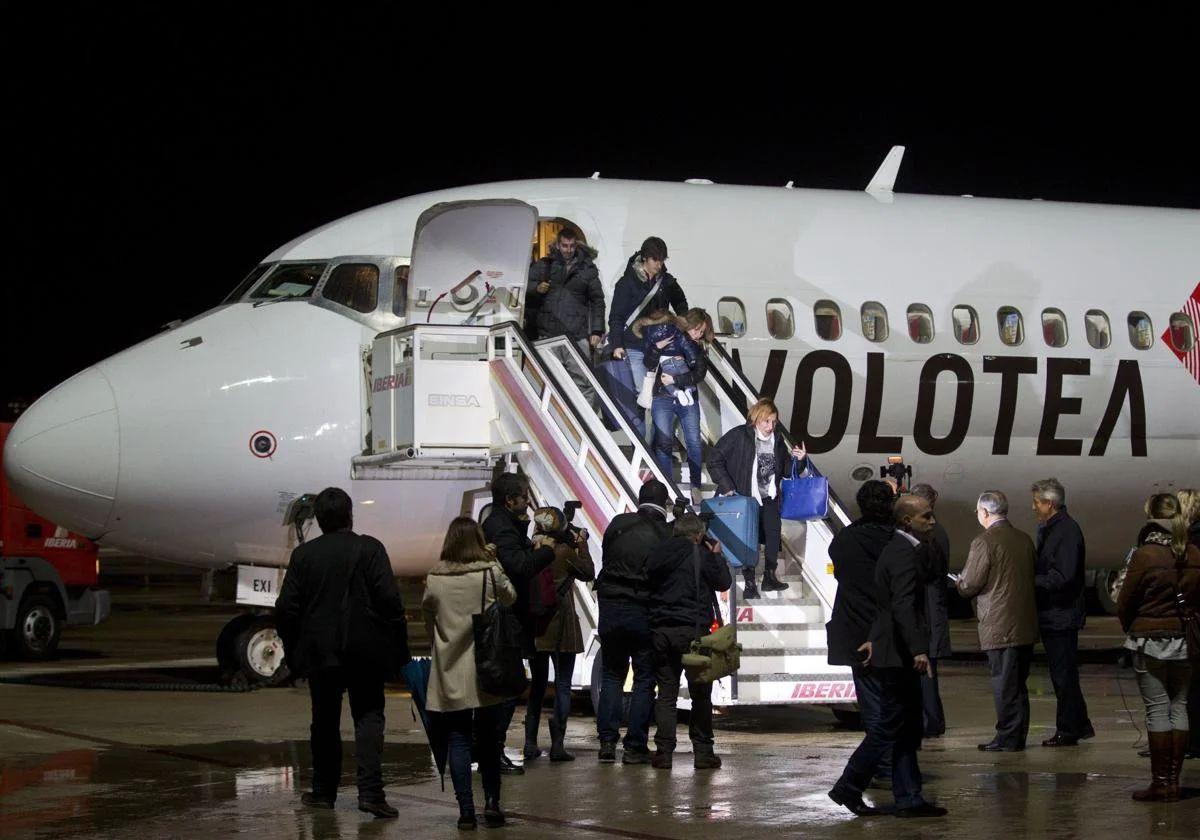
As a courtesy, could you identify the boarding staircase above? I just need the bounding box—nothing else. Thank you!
[357,319,856,707]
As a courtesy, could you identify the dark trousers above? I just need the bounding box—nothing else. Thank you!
[652,626,714,753]
[1041,629,1092,737]
[921,657,946,737]
[833,667,926,809]
[758,495,782,574]
[1189,668,1200,750]
[308,667,386,802]
[437,705,502,810]
[986,644,1033,748]
[852,666,892,781]
[596,599,655,750]
[526,651,576,741]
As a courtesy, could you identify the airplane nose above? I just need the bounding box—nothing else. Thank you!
[3,367,120,537]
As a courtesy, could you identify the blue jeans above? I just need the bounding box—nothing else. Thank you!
[834,667,926,809]
[526,651,576,740]
[651,394,702,487]
[437,704,502,810]
[852,666,893,782]
[626,347,648,441]
[658,355,693,400]
[596,599,655,751]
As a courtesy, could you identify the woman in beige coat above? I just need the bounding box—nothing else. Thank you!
[423,517,517,830]
[523,507,596,763]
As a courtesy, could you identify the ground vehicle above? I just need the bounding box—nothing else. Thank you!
[0,422,109,659]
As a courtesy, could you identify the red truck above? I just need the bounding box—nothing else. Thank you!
[1,422,110,659]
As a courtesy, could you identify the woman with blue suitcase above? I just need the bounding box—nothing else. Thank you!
[707,398,806,598]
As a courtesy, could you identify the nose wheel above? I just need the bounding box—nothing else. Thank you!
[216,614,289,685]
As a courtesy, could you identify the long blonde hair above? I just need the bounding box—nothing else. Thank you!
[1144,494,1189,562]
[1178,489,1200,528]
[439,516,493,564]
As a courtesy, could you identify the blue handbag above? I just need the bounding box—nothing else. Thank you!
[780,457,828,520]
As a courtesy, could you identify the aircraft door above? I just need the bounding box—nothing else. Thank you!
[406,199,537,326]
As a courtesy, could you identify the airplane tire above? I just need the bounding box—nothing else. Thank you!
[1095,569,1121,616]
[216,614,257,675]
[234,616,287,684]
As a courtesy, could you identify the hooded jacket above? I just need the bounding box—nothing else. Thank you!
[525,243,605,343]
[826,519,894,666]
[607,254,688,353]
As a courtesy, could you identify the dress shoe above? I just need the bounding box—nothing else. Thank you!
[651,750,673,769]
[483,797,505,828]
[498,753,525,775]
[457,804,477,831]
[978,742,1023,752]
[598,742,617,763]
[894,802,948,818]
[358,799,399,819]
[1042,733,1080,747]
[828,787,881,816]
[622,747,652,765]
[693,751,722,770]
[301,791,335,809]
[523,742,542,761]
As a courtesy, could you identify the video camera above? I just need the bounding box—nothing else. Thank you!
[880,455,912,493]
[533,500,588,546]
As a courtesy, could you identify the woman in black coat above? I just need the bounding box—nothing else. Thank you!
[706,397,806,598]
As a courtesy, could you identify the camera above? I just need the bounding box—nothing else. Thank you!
[880,456,912,492]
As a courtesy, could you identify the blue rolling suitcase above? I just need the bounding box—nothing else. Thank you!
[701,495,760,569]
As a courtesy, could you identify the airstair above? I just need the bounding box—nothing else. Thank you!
[353,198,856,708]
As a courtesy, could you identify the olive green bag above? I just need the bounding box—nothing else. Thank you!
[680,546,743,684]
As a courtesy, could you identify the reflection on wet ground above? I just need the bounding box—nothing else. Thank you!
[1,660,1199,839]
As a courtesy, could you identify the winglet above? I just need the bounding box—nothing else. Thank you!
[865,146,905,196]
[590,171,601,180]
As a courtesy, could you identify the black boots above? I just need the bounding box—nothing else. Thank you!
[761,569,789,592]
[549,717,575,762]
[742,569,760,600]
[484,797,505,827]
[693,747,722,770]
[523,712,542,761]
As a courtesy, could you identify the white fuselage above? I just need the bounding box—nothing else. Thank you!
[5,178,1198,573]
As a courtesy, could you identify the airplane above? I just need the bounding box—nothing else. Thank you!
[5,148,1199,687]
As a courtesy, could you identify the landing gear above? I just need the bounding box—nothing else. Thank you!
[217,613,288,686]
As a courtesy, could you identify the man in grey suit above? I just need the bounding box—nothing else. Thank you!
[955,491,1039,752]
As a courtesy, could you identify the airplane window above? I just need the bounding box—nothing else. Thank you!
[1085,309,1111,349]
[907,304,934,344]
[951,305,979,345]
[812,300,840,341]
[224,263,273,303]
[717,298,746,337]
[1128,311,1154,350]
[770,299,797,339]
[394,265,410,318]
[322,263,379,313]
[250,262,327,300]
[860,301,889,342]
[997,306,1024,346]
[1041,308,1068,348]
[1168,311,1196,353]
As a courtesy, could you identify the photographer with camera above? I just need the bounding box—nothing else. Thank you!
[645,512,732,770]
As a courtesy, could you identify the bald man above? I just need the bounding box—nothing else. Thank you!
[829,494,946,819]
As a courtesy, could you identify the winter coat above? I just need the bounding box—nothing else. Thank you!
[1035,508,1087,632]
[525,246,605,343]
[925,521,953,659]
[707,424,803,499]
[640,320,708,397]
[595,508,672,605]
[826,519,894,666]
[645,536,733,630]
[533,541,596,654]
[275,530,409,679]
[867,533,930,669]
[606,254,688,353]
[482,505,556,655]
[1118,540,1200,637]
[956,520,1040,651]
[422,558,517,712]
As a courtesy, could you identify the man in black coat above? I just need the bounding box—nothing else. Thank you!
[910,483,952,738]
[525,229,606,402]
[829,495,946,819]
[594,480,673,764]
[645,513,732,770]
[275,487,409,818]
[826,480,896,788]
[482,472,560,775]
[1031,478,1095,747]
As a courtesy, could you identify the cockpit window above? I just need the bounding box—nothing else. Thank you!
[322,263,379,313]
[250,262,327,300]
[224,263,273,303]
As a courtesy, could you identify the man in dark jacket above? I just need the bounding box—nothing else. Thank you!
[482,472,560,775]
[1031,478,1095,747]
[645,513,732,770]
[525,229,605,403]
[827,480,896,787]
[275,487,409,818]
[605,237,688,439]
[595,480,673,764]
[829,495,946,819]
[910,483,952,738]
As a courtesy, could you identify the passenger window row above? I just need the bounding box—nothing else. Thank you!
[715,297,1196,353]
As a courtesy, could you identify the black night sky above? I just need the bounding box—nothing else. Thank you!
[3,11,1198,416]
